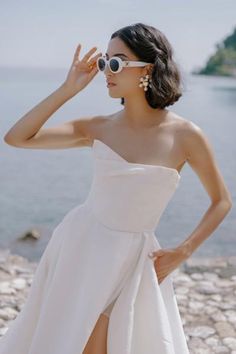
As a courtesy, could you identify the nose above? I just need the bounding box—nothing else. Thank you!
[103,58,115,76]
[104,62,111,75]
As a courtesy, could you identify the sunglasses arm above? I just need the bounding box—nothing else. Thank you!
[124,61,152,67]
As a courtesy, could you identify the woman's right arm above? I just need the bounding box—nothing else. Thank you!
[4,44,102,149]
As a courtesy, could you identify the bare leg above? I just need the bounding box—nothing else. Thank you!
[82,313,109,354]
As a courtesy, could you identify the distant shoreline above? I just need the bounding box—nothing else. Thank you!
[191,72,236,79]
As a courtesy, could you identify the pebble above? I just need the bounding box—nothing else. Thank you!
[222,337,236,350]
[215,321,236,337]
[210,310,227,322]
[0,248,235,352]
[186,325,216,339]
[197,281,219,295]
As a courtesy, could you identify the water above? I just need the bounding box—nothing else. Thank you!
[0,67,235,261]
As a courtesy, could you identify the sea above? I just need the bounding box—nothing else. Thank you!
[0,66,235,262]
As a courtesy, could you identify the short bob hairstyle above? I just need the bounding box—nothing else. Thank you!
[110,23,183,109]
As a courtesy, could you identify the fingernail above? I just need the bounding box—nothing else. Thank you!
[149,252,153,257]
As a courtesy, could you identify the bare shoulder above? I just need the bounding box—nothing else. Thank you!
[167,112,206,153]
[73,114,112,147]
[166,111,217,170]
[79,113,116,146]
[167,111,199,132]
[176,115,210,160]
[172,112,232,205]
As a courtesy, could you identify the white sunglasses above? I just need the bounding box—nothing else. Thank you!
[96,55,151,73]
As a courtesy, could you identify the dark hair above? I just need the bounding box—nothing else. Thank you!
[110,23,183,109]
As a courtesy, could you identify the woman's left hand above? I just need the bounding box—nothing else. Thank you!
[148,247,187,284]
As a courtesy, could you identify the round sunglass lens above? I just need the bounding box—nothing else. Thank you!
[97,58,106,71]
[109,58,120,72]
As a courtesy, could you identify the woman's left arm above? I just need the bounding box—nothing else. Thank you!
[176,121,232,258]
[150,121,233,283]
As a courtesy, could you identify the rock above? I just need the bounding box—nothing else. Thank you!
[215,321,236,338]
[0,282,16,295]
[18,229,41,240]
[185,257,228,270]
[0,327,8,336]
[210,310,227,322]
[207,299,220,307]
[218,266,236,278]
[190,272,204,280]
[214,346,231,353]
[187,336,210,351]
[186,325,216,338]
[218,302,236,310]
[0,264,14,275]
[175,286,189,295]
[222,337,236,350]
[176,273,193,282]
[205,335,221,347]
[224,310,236,325]
[204,305,218,315]
[0,298,17,308]
[175,294,188,304]
[0,318,5,327]
[196,281,219,295]
[203,271,219,282]
[190,292,205,301]
[0,307,18,321]
[210,294,222,302]
[217,279,235,288]
[189,300,205,310]
[184,313,196,322]
[190,348,212,353]
[12,265,34,274]
[178,305,187,314]
[11,278,27,290]
[27,278,33,286]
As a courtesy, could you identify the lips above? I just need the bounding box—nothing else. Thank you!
[106,81,116,86]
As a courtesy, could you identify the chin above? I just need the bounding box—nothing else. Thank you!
[108,87,128,99]
[108,91,122,98]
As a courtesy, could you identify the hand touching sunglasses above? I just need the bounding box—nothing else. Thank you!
[96,55,151,74]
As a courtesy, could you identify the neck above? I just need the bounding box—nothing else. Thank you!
[120,93,168,129]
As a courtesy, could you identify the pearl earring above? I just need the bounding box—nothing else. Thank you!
[139,74,152,91]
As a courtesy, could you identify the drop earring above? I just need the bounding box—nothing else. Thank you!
[139,74,152,91]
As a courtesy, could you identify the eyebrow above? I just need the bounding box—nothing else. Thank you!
[105,52,129,59]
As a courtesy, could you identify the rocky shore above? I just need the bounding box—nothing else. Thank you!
[0,248,235,353]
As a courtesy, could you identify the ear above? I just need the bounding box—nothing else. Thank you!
[148,64,154,73]
[142,64,154,76]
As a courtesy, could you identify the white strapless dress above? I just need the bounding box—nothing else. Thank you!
[0,139,190,354]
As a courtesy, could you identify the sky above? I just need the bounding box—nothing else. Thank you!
[1,0,235,74]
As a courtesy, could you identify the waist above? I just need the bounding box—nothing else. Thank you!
[83,196,158,233]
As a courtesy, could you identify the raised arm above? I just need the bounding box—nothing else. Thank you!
[4,44,102,149]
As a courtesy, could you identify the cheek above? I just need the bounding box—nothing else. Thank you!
[118,71,140,90]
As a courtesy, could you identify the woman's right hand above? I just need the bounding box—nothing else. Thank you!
[62,44,102,97]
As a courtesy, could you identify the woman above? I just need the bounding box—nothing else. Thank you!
[2,23,232,354]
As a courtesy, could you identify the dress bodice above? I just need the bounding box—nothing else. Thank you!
[84,139,181,233]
